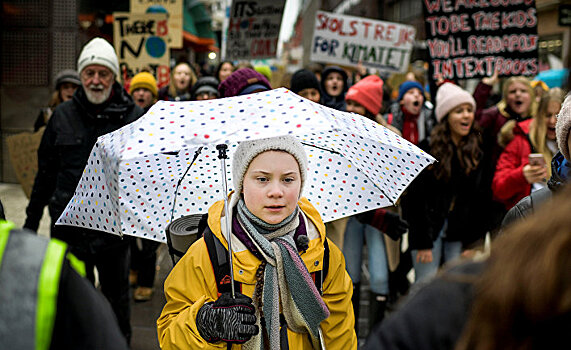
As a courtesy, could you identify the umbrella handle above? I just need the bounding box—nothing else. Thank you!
[216,144,236,298]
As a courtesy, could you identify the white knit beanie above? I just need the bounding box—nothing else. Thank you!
[77,38,119,78]
[435,83,476,123]
[231,135,308,206]
[556,93,571,160]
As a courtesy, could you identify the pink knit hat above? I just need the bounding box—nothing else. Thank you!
[435,83,476,123]
[556,93,571,160]
[345,75,384,115]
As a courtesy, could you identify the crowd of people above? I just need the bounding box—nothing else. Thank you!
[1,36,570,349]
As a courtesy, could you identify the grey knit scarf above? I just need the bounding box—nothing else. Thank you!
[236,199,330,349]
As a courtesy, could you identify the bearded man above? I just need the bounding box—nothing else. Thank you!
[24,37,143,343]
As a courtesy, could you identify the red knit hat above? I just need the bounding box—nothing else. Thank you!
[345,75,384,115]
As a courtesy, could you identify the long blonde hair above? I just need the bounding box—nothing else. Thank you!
[529,88,566,177]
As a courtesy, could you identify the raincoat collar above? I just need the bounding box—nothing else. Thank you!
[207,194,326,251]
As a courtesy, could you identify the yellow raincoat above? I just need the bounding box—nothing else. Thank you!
[157,197,357,349]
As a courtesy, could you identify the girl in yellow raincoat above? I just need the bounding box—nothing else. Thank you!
[157,135,357,349]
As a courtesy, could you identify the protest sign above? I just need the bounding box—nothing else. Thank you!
[310,11,415,73]
[224,0,286,61]
[6,128,44,198]
[423,0,539,80]
[131,0,183,48]
[113,12,171,87]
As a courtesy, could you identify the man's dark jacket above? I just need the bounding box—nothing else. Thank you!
[24,82,143,239]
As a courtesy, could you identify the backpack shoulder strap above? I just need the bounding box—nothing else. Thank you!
[312,238,330,295]
[203,227,241,297]
[323,238,330,281]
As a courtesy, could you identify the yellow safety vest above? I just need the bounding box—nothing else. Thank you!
[0,221,85,350]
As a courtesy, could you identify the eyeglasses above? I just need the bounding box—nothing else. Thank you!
[81,68,113,81]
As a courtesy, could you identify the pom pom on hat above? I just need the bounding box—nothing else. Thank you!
[345,75,384,115]
[55,69,81,89]
[435,83,476,123]
[218,68,271,97]
[77,37,119,78]
[397,81,424,102]
[556,94,571,160]
[230,136,308,208]
[290,69,320,95]
[254,65,272,81]
[129,72,158,98]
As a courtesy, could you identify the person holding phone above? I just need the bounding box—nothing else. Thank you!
[501,92,571,228]
[492,88,566,210]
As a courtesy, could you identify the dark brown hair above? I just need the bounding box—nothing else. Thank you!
[455,183,571,350]
[428,118,482,181]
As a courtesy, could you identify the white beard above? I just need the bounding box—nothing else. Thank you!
[85,84,112,105]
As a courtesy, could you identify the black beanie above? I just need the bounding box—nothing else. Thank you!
[290,69,320,94]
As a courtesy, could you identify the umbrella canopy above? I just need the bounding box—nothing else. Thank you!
[57,88,435,242]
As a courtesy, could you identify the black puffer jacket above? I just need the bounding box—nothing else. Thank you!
[501,151,568,228]
[401,139,493,250]
[24,83,143,233]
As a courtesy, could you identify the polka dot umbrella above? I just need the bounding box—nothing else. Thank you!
[57,88,435,243]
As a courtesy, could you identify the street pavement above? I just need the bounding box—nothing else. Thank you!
[1,182,382,348]
[0,182,173,350]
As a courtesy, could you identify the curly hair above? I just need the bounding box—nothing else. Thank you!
[429,117,483,181]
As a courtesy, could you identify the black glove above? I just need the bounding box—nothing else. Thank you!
[381,211,409,241]
[196,292,259,344]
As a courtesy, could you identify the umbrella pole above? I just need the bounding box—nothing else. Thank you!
[216,144,236,298]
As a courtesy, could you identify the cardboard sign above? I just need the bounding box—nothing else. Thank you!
[310,11,415,73]
[6,128,44,199]
[423,0,539,80]
[113,12,171,87]
[224,0,286,60]
[131,0,183,48]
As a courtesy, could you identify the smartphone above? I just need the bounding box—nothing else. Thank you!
[528,153,546,167]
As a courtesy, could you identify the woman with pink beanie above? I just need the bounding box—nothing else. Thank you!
[343,75,410,333]
[400,83,493,283]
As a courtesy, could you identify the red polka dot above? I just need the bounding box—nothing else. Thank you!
[296,124,301,128]
[204,134,210,139]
